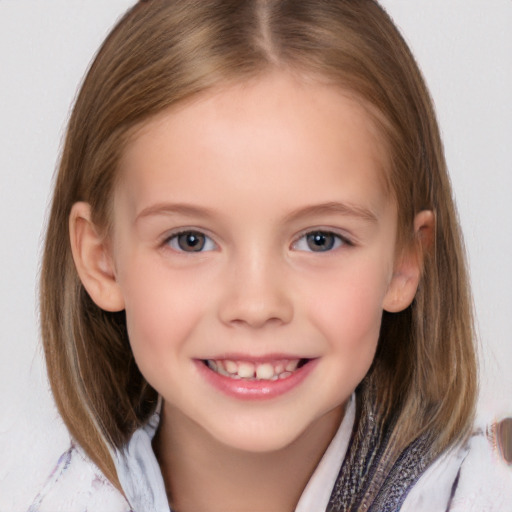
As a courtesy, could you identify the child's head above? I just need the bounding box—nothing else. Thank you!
[41,0,476,486]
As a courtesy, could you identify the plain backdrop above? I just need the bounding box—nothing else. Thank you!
[1,1,511,510]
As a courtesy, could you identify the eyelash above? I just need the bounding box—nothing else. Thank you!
[163,229,353,254]
[164,230,217,253]
[292,230,352,253]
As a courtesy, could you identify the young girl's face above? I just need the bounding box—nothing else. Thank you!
[97,72,417,453]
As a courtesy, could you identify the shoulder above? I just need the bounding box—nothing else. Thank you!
[448,420,512,512]
[27,443,132,512]
[402,419,512,512]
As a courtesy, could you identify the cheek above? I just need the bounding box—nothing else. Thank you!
[310,274,386,398]
[304,263,389,349]
[119,261,209,366]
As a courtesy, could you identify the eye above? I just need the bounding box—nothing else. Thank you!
[166,230,216,252]
[293,230,347,252]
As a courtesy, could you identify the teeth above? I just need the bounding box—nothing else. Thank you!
[216,363,230,377]
[205,358,305,381]
[274,363,284,374]
[285,360,299,372]
[237,362,255,378]
[255,363,274,380]
[224,360,238,374]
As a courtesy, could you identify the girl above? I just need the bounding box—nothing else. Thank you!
[30,0,510,511]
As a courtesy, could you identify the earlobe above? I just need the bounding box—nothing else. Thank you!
[69,202,125,312]
[383,210,434,313]
[382,265,420,313]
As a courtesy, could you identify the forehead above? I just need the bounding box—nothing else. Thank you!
[117,72,393,221]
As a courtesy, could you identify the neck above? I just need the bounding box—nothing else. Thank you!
[153,404,344,512]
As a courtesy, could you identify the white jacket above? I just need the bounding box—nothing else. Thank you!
[27,406,512,512]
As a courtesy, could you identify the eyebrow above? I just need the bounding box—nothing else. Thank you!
[135,203,216,223]
[282,201,379,224]
[135,201,378,224]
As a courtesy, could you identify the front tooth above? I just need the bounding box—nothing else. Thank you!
[256,363,275,380]
[237,362,255,378]
[224,360,238,374]
[285,360,299,372]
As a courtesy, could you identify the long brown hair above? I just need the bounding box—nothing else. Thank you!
[41,0,477,489]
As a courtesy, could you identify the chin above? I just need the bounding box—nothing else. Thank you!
[211,423,306,455]
[223,437,299,455]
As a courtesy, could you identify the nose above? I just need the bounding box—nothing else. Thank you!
[217,249,294,329]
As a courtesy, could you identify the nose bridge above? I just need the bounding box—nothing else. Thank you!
[218,241,293,328]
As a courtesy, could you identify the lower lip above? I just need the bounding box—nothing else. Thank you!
[195,359,318,400]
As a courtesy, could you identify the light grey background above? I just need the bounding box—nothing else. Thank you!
[1,1,511,510]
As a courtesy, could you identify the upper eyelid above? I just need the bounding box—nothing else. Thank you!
[159,226,354,248]
[162,228,218,251]
[162,227,215,242]
[291,228,354,247]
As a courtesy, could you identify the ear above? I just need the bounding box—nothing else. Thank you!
[383,210,434,313]
[69,202,125,312]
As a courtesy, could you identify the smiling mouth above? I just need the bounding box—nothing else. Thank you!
[203,358,310,381]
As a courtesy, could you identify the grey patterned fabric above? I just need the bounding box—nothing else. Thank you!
[328,385,436,512]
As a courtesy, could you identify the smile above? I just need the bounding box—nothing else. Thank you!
[197,356,317,400]
[204,358,309,381]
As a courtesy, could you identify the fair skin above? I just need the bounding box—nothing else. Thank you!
[70,72,432,512]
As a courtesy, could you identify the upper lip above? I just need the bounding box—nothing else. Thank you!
[198,353,314,363]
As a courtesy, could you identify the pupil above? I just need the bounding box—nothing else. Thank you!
[178,232,205,252]
[307,232,334,251]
